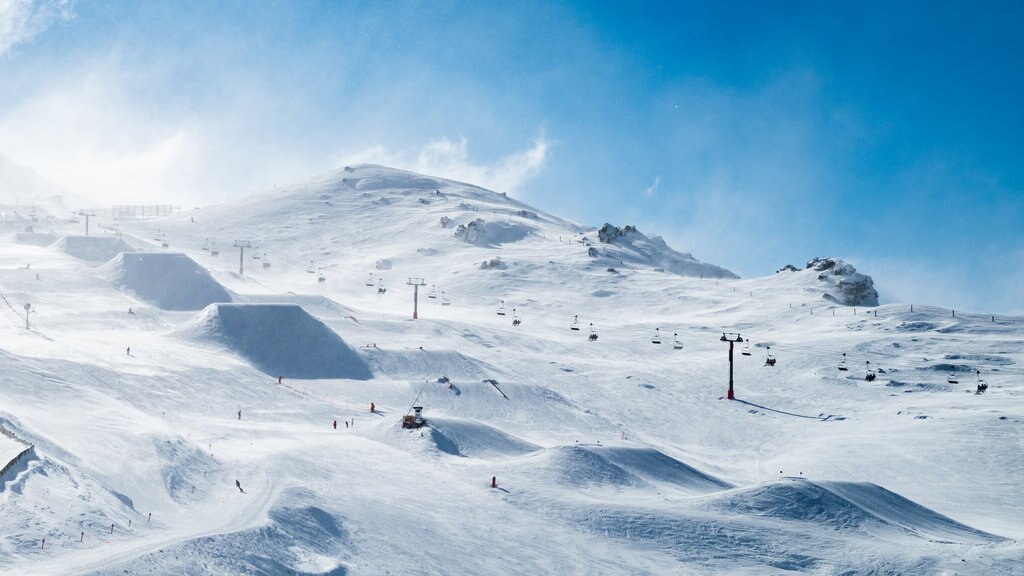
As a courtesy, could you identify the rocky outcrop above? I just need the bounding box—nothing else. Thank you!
[598,223,638,244]
[806,257,879,306]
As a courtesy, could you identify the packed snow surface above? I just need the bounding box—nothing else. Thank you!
[54,236,136,263]
[0,164,1020,575]
[180,303,371,380]
[103,252,231,311]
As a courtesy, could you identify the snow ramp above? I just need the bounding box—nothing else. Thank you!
[103,252,232,311]
[427,417,540,458]
[53,235,135,263]
[180,303,372,380]
[708,478,1000,543]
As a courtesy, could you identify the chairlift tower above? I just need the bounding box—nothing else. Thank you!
[77,209,96,236]
[720,333,744,400]
[233,240,251,275]
[407,277,426,319]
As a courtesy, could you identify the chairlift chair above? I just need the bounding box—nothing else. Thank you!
[651,328,662,344]
[976,370,988,393]
[160,235,169,249]
[262,257,271,269]
[497,300,506,316]
[365,273,374,286]
[865,361,877,382]
[441,291,451,306]
[764,346,776,367]
[571,315,580,331]
[318,268,326,283]
[673,333,683,350]
[838,353,849,372]
[588,323,598,341]
[201,238,209,251]
[252,252,261,260]
[377,278,386,294]
[741,341,752,356]
[428,285,437,299]
[512,309,521,327]
[947,372,959,384]
[210,242,219,257]
[306,261,316,274]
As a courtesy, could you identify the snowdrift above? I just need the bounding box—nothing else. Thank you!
[102,252,232,311]
[54,235,135,263]
[427,417,540,458]
[180,304,372,380]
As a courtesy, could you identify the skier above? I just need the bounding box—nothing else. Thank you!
[277,376,282,385]
[237,409,242,420]
[370,402,375,413]
[235,479,243,492]
[345,420,349,429]
[126,346,130,355]
[332,420,337,430]
[128,307,134,315]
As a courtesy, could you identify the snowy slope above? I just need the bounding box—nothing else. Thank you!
[0,164,1020,575]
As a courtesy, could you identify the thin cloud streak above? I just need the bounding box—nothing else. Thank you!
[0,0,72,56]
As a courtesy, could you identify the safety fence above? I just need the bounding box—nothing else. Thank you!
[0,424,34,479]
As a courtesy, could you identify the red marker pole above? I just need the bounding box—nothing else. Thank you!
[491,476,496,488]
[40,538,45,550]
[80,531,84,543]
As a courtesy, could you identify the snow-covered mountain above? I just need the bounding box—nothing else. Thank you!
[0,164,1020,574]
[0,153,94,219]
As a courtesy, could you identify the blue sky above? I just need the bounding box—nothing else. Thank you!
[1,0,1022,313]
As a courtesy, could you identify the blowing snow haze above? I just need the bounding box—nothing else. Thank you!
[1,1,1023,573]
[0,163,1020,574]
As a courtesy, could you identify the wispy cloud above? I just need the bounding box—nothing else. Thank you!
[642,176,660,198]
[0,0,73,56]
[341,131,551,195]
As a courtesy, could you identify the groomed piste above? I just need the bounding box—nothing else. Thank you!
[180,303,372,380]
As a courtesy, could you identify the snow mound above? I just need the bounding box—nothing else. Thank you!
[512,445,728,492]
[53,235,136,263]
[592,223,738,278]
[180,304,372,380]
[521,445,637,488]
[709,478,998,542]
[102,252,232,310]
[588,446,732,492]
[453,218,533,247]
[104,494,352,575]
[427,417,540,458]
